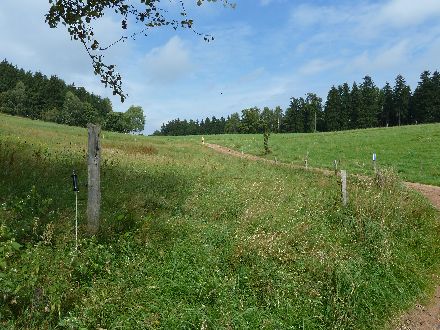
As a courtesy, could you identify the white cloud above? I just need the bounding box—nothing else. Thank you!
[290,0,440,37]
[0,1,87,75]
[2,0,440,134]
[378,0,440,27]
[142,36,193,83]
[299,59,342,76]
[345,40,409,74]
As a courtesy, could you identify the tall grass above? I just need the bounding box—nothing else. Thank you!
[1,114,439,329]
[206,124,440,186]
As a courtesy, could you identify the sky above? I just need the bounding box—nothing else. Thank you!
[1,0,440,134]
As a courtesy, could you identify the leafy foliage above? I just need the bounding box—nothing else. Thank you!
[263,130,270,155]
[0,60,145,133]
[45,0,235,101]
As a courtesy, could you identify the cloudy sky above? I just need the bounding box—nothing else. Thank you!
[1,0,440,133]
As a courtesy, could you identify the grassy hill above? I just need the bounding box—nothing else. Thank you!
[1,114,440,329]
[205,124,440,186]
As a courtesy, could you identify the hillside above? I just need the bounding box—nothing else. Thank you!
[1,113,440,329]
[205,124,440,186]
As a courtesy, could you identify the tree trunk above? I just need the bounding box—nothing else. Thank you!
[87,124,101,235]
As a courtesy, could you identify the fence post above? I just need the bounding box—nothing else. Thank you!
[372,153,377,173]
[341,170,347,206]
[87,124,101,235]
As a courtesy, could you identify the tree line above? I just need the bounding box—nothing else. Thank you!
[155,71,440,135]
[0,60,145,133]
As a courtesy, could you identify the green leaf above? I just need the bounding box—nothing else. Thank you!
[10,240,22,251]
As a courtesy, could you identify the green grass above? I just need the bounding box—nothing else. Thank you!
[1,113,440,329]
[205,124,440,186]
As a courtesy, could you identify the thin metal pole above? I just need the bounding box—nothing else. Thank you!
[75,191,78,251]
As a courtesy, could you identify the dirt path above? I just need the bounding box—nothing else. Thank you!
[206,143,440,209]
[206,143,440,329]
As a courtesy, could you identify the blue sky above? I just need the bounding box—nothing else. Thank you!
[1,0,440,133]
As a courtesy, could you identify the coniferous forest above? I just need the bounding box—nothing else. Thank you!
[2,59,439,136]
[155,71,440,136]
[0,60,145,133]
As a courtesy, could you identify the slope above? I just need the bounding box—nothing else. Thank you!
[1,114,440,329]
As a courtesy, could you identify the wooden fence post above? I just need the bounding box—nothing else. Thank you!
[341,170,347,206]
[87,124,101,235]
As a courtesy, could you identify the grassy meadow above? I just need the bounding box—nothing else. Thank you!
[206,124,440,186]
[1,113,440,329]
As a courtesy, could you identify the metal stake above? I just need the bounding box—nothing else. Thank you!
[72,170,79,251]
[75,191,78,251]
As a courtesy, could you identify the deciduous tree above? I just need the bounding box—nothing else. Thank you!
[125,105,145,133]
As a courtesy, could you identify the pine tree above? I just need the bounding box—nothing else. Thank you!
[350,82,362,129]
[358,76,380,128]
[393,74,411,126]
[412,71,434,123]
[380,82,393,127]
[338,83,351,130]
[324,86,341,131]
[431,71,440,122]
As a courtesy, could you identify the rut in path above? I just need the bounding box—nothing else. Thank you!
[206,143,440,330]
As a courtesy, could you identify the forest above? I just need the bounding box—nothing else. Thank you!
[0,60,144,133]
[155,71,440,136]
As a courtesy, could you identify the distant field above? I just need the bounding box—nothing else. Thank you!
[1,114,440,329]
[204,124,440,186]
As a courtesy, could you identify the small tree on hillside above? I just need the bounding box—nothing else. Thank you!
[125,105,145,133]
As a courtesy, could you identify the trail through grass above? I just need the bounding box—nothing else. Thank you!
[1,114,440,329]
[205,124,440,186]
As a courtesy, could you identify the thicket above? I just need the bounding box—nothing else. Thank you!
[156,71,440,136]
[0,60,145,133]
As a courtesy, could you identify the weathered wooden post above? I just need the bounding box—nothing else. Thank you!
[87,124,101,235]
[341,170,347,206]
